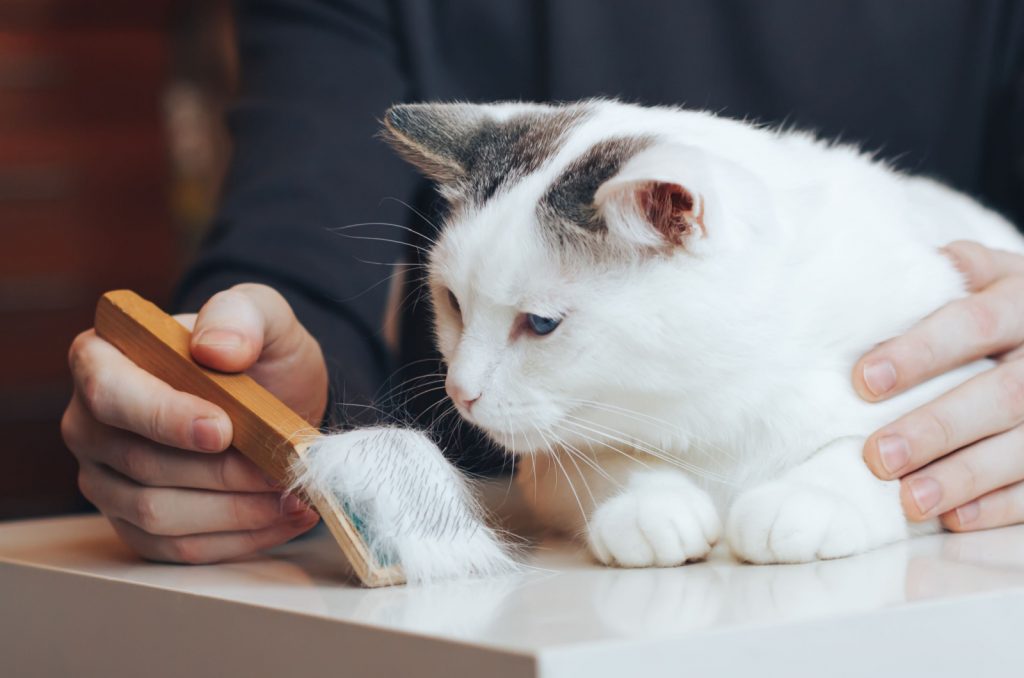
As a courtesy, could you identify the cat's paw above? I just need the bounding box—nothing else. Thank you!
[587,490,720,568]
[726,482,873,564]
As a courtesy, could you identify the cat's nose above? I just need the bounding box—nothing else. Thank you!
[446,378,481,412]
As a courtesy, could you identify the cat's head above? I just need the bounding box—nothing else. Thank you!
[383,100,759,454]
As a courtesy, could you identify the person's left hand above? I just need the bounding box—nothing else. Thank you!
[854,240,1024,532]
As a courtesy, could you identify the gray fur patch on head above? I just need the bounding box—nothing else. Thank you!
[538,136,654,241]
[382,103,589,202]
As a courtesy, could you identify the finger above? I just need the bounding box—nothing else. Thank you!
[190,284,327,421]
[853,275,1024,401]
[191,284,310,373]
[94,427,277,492]
[864,361,1024,479]
[69,330,232,452]
[942,240,1024,293]
[79,462,315,536]
[64,397,272,491]
[898,425,1024,520]
[110,514,319,565]
[940,480,1024,532]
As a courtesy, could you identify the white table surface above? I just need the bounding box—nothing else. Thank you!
[3,508,1024,677]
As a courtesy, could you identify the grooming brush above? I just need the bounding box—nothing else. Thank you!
[94,290,515,587]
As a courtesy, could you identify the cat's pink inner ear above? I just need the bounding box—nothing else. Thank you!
[637,181,704,246]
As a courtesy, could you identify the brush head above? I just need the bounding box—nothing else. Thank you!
[292,427,517,585]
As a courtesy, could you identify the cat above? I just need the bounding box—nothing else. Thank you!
[381,99,1024,567]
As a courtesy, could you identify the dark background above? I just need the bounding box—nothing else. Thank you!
[0,1,235,519]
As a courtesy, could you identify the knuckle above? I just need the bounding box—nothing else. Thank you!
[120,445,156,483]
[77,468,96,504]
[998,365,1024,418]
[168,537,206,565]
[214,455,231,489]
[67,330,92,373]
[900,334,937,375]
[148,399,166,442]
[148,397,187,447]
[132,491,161,532]
[233,282,280,306]
[229,493,251,529]
[920,409,957,452]
[60,406,80,449]
[79,370,109,419]
[963,297,1003,344]
[948,457,979,501]
[1003,485,1024,525]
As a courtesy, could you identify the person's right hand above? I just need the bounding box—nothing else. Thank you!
[62,284,328,564]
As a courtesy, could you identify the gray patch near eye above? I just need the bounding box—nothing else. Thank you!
[538,136,654,238]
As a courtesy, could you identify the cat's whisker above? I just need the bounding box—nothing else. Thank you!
[546,431,598,514]
[533,423,588,497]
[563,397,686,432]
[542,427,588,527]
[560,415,732,484]
[564,398,722,450]
[564,398,743,463]
[555,438,618,485]
[554,421,656,471]
[329,230,434,256]
[375,372,446,404]
[377,384,448,414]
[328,220,440,248]
[378,196,443,241]
[338,265,422,305]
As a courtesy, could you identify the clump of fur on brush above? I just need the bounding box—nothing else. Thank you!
[291,427,517,584]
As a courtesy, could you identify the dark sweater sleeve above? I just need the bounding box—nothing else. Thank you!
[175,0,423,423]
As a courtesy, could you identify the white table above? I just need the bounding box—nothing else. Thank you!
[2,512,1023,677]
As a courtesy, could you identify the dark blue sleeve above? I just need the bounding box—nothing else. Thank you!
[174,0,424,423]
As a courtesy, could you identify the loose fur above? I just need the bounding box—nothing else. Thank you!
[293,428,517,583]
[384,99,1024,567]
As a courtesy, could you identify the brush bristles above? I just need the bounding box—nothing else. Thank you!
[290,427,517,584]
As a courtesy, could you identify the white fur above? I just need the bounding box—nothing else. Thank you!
[293,428,517,583]
[424,100,1024,567]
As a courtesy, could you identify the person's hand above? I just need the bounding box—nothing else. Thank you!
[855,240,1024,532]
[62,284,328,563]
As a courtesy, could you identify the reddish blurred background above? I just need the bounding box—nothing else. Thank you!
[0,1,236,519]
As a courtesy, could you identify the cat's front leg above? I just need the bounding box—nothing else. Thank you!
[518,452,721,567]
[587,467,721,568]
[726,436,933,564]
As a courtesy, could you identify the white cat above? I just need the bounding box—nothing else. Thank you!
[382,99,1023,567]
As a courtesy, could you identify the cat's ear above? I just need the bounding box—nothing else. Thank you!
[594,144,713,251]
[381,103,486,184]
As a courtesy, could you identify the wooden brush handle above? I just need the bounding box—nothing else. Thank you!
[94,290,319,483]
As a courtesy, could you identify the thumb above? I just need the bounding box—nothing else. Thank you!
[190,284,327,422]
[191,284,308,374]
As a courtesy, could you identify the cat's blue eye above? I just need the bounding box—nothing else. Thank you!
[525,313,561,336]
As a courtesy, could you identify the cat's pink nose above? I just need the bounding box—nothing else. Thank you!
[446,378,481,412]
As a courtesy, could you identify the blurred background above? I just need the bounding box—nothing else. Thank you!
[1,1,236,519]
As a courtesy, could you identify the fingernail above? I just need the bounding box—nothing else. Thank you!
[863,360,897,396]
[192,416,228,451]
[907,477,941,515]
[877,435,910,475]
[282,493,308,516]
[195,329,244,350]
[955,501,980,526]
